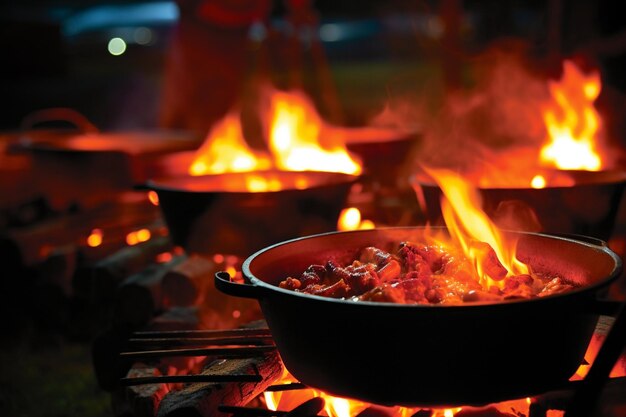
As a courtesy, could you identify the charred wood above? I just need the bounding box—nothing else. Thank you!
[156,349,283,417]
[73,236,173,303]
[113,256,187,328]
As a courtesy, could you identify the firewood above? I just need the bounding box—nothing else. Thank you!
[114,256,187,328]
[156,350,283,417]
[73,236,173,302]
[93,306,206,392]
[115,363,172,417]
[36,243,78,296]
[161,254,216,307]
[146,306,206,332]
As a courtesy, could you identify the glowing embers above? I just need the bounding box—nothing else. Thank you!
[263,370,533,417]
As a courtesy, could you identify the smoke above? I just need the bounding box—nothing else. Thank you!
[370,42,554,184]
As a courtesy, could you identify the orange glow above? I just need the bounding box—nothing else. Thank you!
[530,174,547,189]
[148,190,159,206]
[266,90,361,175]
[126,228,151,246]
[188,112,271,176]
[573,322,626,380]
[337,207,376,231]
[156,252,173,263]
[225,265,237,279]
[540,60,604,171]
[263,370,534,417]
[86,228,103,247]
[245,174,284,192]
[426,167,528,289]
[185,89,362,193]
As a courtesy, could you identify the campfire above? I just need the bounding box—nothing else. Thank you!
[408,55,621,188]
[215,166,626,417]
[4,5,626,417]
[409,57,626,241]
[84,58,625,417]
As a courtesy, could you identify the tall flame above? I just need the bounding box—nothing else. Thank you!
[539,60,603,171]
[189,112,271,176]
[187,89,362,186]
[426,167,529,288]
[265,90,362,175]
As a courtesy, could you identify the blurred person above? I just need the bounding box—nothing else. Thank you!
[159,0,273,136]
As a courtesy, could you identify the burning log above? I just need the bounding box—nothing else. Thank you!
[156,349,283,417]
[112,321,278,417]
[112,363,172,417]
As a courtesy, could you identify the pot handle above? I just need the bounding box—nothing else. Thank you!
[20,107,100,133]
[214,271,266,299]
[566,301,626,417]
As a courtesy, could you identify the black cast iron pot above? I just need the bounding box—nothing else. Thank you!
[215,227,623,407]
[139,171,358,256]
[412,170,626,241]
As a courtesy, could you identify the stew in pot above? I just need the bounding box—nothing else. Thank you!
[278,240,576,304]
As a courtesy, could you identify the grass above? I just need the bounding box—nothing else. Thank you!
[0,342,112,417]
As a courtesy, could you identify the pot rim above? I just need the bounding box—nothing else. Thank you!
[142,170,361,195]
[411,169,626,191]
[241,226,622,309]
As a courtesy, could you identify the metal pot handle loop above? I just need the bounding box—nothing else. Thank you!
[19,107,100,134]
[214,271,265,299]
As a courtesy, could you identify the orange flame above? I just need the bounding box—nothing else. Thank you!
[265,90,361,175]
[86,228,103,247]
[148,190,160,206]
[426,167,529,289]
[126,228,151,246]
[337,207,375,231]
[540,60,604,171]
[263,370,532,417]
[186,89,361,193]
[189,112,271,176]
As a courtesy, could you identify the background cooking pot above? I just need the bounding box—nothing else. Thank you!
[8,108,201,210]
[140,170,358,256]
[215,227,622,407]
[411,170,626,241]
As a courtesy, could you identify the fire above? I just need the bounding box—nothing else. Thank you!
[126,228,151,246]
[263,370,532,417]
[148,190,160,206]
[530,175,546,189]
[266,90,361,175]
[187,89,362,189]
[337,207,375,231]
[86,228,103,247]
[425,167,529,289]
[189,112,271,176]
[539,60,604,171]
